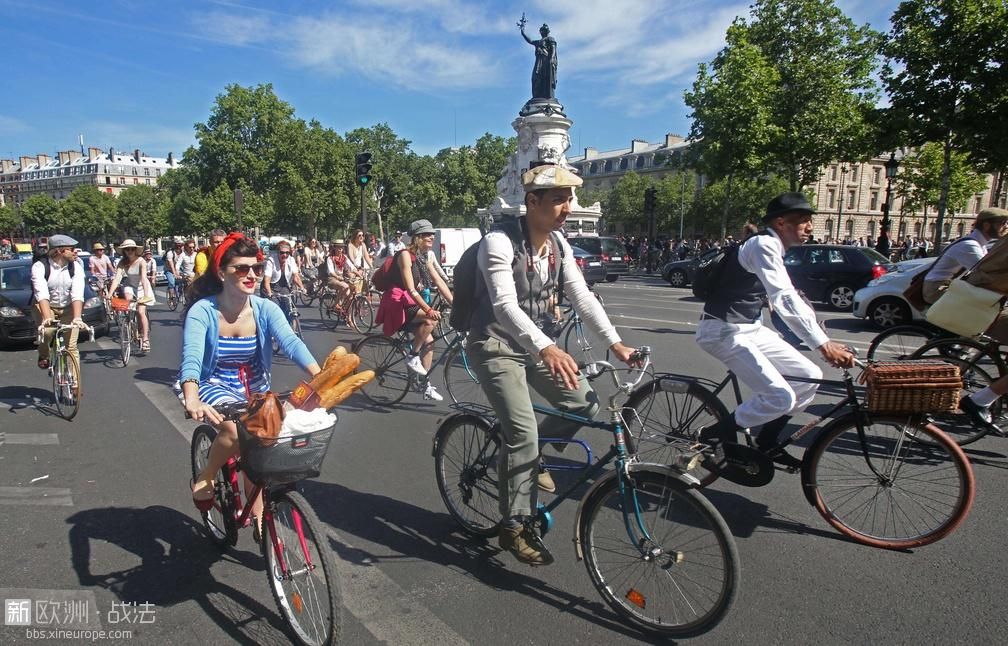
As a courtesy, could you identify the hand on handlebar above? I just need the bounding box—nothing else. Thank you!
[819,341,856,369]
[610,342,643,368]
[186,399,224,425]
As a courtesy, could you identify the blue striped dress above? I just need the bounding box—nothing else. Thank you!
[197,336,269,405]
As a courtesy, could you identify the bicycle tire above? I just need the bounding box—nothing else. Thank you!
[803,414,975,549]
[914,355,1001,446]
[911,337,1007,377]
[53,350,81,420]
[623,377,729,487]
[296,285,315,307]
[579,469,739,637]
[189,425,238,548]
[353,335,411,405]
[318,293,340,330]
[264,490,342,646]
[562,317,612,365]
[349,294,374,334]
[866,325,936,362]
[119,315,132,366]
[167,288,179,311]
[443,343,487,409]
[433,414,501,537]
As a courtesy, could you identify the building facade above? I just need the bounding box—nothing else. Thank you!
[0,147,180,207]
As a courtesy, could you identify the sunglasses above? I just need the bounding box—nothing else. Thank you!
[227,262,265,277]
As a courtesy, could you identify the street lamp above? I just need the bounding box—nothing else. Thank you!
[877,152,899,257]
[834,165,848,242]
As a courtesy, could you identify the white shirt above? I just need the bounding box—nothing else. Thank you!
[737,229,830,349]
[924,229,989,283]
[478,231,620,356]
[176,251,197,278]
[265,254,299,285]
[387,240,406,256]
[31,258,85,308]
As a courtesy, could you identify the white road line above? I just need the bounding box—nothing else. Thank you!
[0,486,73,506]
[0,433,59,445]
[611,315,873,348]
[133,380,193,443]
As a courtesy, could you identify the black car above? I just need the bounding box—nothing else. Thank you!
[783,245,894,309]
[661,248,719,287]
[570,246,607,285]
[567,236,629,282]
[0,259,108,346]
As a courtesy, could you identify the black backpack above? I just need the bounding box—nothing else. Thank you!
[690,245,734,301]
[449,219,565,333]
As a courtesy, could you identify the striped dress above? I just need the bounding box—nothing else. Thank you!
[197,336,268,405]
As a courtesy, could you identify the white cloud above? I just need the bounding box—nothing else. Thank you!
[0,115,30,136]
[191,10,272,46]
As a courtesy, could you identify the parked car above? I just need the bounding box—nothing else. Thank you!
[661,248,720,287]
[566,236,629,282]
[852,258,933,328]
[783,244,894,309]
[0,258,108,347]
[570,246,606,285]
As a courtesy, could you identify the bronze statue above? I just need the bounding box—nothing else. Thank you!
[519,13,557,100]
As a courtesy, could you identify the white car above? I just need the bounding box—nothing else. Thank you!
[852,258,934,328]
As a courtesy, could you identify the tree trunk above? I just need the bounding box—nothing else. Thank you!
[719,174,734,240]
[932,128,953,250]
[992,170,1006,208]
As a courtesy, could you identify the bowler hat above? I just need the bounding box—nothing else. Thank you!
[764,192,816,222]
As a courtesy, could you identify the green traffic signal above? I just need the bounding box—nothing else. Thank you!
[355,151,373,188]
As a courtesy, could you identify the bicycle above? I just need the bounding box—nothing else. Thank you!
[317,282,373,334]
[88,276,116,328]
[272,291,304,354]
[557,289,611,366]
[38,321,94,420]
[110,297,142,366]
[189,400,341,646]
[166,274,188,311]
[624,363,976,549]
[296,268,322,307]
[432,348,739,638]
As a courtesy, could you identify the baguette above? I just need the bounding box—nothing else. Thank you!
[318,370,375,409]
[308,353,360,393]
[322,346,348,369]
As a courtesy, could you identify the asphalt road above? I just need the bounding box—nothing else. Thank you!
[1,274,1006,645]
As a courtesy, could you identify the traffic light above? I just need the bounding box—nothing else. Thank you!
[355,152,373,188]
[643,186,657,214]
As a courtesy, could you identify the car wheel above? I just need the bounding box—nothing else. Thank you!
[667,269,688,288]
[605,274,618,283]
[828,284,856,310]
[867,297,912,329]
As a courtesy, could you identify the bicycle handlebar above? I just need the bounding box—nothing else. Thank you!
[581,346,652,393]
[37,322,95,344]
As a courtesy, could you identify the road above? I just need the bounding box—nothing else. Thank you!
[1,274,1005,645]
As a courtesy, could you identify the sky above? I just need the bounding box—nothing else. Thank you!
[0,0,898,161]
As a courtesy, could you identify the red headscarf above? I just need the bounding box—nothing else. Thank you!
[211,232,263,274]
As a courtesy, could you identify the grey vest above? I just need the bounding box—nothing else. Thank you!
[470,225,564,353]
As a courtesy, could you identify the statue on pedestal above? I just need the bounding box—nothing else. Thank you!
[518,13,557,100]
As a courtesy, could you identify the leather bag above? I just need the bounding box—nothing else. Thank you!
[925,278,1006,338]
[241,391,286,446]
[902,269,929,311]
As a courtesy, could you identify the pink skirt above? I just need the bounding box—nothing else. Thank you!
[375,287,419,337]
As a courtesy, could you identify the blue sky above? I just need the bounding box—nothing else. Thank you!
[0,0,897,161]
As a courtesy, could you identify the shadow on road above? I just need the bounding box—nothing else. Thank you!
[133,366,178,386]
[66,505,290,645]
[703,488,855,545]
[0,385,62,418]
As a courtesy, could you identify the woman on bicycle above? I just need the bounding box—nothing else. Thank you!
[347,229,373,274]
[184,233,321,512]
[375,219,453,401]
[108,239,155,353]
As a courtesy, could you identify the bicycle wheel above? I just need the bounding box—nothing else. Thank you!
[118,315,132,366]
[53,350,81,420]
[264,490,341,646]
[433,415,501,537]
[443,343,487,409]
[167,287,179,311]
[911,337,1006,377]
[296,285,315,307]
[623,378,729,487]
[580,469,739,637]
[189,426,238,548]
[804,414,975,549]
[866,325,935,361]
[562,317,611,364]
[349,295,374,334]
[914,355,1001,446]
[353,335,410,405]
[318,293,340,330]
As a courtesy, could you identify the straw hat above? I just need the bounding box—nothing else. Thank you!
[117,239,142,252]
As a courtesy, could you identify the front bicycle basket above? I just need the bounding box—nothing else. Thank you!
[110,297,131,312]
[860,360,961,414]
[236,421,336,485]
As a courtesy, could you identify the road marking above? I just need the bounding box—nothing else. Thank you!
[0,432,59,445]
[0,486,73,506]
[612,315,873,349]
[133,379,193,443]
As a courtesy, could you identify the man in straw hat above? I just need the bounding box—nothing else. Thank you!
[30,233,86,370]
[89,242,114,280]
[466,163,639,566]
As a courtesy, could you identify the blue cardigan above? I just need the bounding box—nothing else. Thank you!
[180,295,316,386]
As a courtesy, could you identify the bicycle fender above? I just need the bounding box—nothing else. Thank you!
[572,464,700,562]
[430,412,495,458]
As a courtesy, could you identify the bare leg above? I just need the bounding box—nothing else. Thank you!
[138,304,149,341]
[193,420,240,498]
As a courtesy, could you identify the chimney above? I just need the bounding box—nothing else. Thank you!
[20,156,35,169]
[37,153,51,167]
[665,133,684,147]
[108,147,115,160]
[583,147,598,159]
[631,139,649,153]
[88,147,102,161]
[68,150,82,163]
[58,151,71,165]
[1,159,15,173]
[134,148,141,163]
[167,152,174,165]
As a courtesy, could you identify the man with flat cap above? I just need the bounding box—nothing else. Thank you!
[468,163,638,566]
[31,233,86,371]
[696,192,855,479]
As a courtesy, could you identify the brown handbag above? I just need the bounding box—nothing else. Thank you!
[902,270,929,311]
[241,391,286,446]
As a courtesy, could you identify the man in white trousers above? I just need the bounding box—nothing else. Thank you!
[696,192,855,480]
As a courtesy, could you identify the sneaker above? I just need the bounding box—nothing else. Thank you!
[537,468,556,493]
[960,396,1005,437]
[423,385,444,401]
[498,524,555,566]
[406,355,427,376]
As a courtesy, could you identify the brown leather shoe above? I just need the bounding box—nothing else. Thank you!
[498,525,555,566]
[537,468,556,493]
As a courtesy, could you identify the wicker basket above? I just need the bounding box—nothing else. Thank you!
[860,360,961,414]
[236,421,336,486]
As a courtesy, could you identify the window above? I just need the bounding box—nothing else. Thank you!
[146,178,152,185]
[868,221,877,237]
[619,158,629,170]
[898,222,908,237]
[824,219,834,236]
[105,176,111,185]
[604,160,613,172]
[827,190,835,208]
[873,167,882,184]
[783,249,804,265]
[830,165,837,181]
[846,219,854,234]
[133,178,139,184]
[105,187,113,194]
[869,191,878,210]
[155,169,161,177]
[847,190,856,209]
[914,222,922,235]
[849,167,857,182]
[119,177,126,185]
[635,156,645,169]
[957,222,965,236]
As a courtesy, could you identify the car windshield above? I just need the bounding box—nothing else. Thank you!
[857,248,891,265]
[601,239,624,256]
[0,265,31,290]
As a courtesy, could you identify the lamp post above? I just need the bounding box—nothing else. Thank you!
[878,152,899,257]
[679,171,687,241]
[834,165,848,242]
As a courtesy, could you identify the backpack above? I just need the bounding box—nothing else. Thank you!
[449,219,565,333]
[369,254,398,291]
[690,245,734,301]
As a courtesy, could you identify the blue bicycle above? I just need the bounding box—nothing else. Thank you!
[432,349,739,638]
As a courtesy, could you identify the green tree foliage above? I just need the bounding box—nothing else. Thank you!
[604,172,650,231]
[20,194,63,235]
[895,143,988,222]
[0,204,21,235]
[116,184,168,240]
[689,176,791,237]
[882,0,1008,243]
[274,120,352,237]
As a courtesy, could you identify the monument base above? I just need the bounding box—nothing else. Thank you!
[519,98,566,118]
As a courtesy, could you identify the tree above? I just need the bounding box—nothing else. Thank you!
[654,171,700,238]
[345,123,418,228]
[895,142,988,237]
[604,172,650,231]
[19,194,62,235]
[273,120,352,237]
[0,203,21,235]
[689,176,790,237]
[116,185,168,241]
[882,0,1008,246]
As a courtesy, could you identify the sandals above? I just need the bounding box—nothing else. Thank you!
[140,339,151,353]
[191,478,215,512]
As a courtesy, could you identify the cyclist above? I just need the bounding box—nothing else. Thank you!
[164,240,183,300]
[300,238,324,294]
[31,234,86,370]
[176,239,198,294]
[183,233,321,515]
[108,239,156,353]
[261,239,305,325]
[143,249,158,287]
[375,219,454,401]
[324,240,352,302]
[346,230,373,274]
[467,166,637,566]
[89,242,114,281]
[696,192,854,474]
[194,229,226,278]
[922,208,1007,305]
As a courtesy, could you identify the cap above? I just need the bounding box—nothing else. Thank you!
[522,165,583,192]
[408,219,435,236]
[764,192,816,222]
[48,234,78,248]
[976,207,1008,223]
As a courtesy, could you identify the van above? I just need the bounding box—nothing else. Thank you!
[566,236,629,282]
[411,228,482,279]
